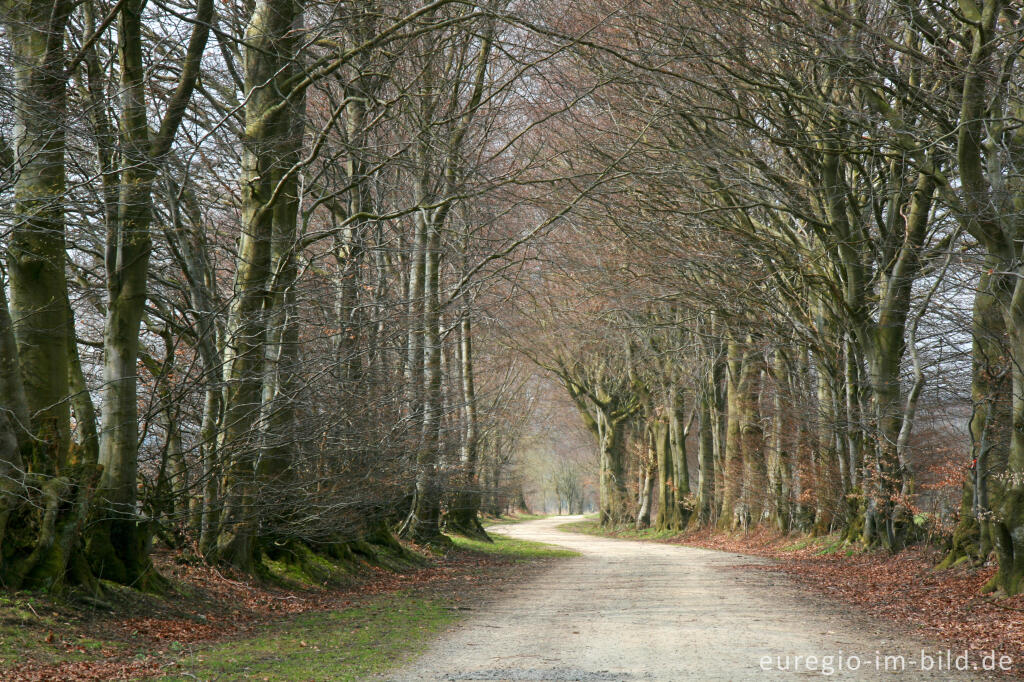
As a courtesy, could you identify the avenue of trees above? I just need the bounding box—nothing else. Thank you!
[512,0,1024,597]
[0,0,583,591]
[3,0,1024,602]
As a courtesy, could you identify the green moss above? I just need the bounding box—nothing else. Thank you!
[814,537,852,556]
[555,518,678,541]
[449,534,579,560]
[262,545,356,589]
[781,535,838,552]
[0,600,130,668]
[480,513,548,528]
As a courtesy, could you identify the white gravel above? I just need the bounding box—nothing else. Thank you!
[382,516,998,681]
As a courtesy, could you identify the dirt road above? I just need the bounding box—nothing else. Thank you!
[384,516,996,680]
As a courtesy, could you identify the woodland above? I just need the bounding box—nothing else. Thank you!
[2,0,1024,625]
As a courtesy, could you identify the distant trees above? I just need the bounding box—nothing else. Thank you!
[507,0,1024,597]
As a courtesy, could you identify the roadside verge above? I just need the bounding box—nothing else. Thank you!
[3,533,577,681]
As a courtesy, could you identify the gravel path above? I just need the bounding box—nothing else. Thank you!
[383,516,998,681]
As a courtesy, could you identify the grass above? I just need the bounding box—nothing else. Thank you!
[157,532,575,681]
[479,512,549,528]
[161,592,458,681]
[0,593,130,669]
[450,534,579,560]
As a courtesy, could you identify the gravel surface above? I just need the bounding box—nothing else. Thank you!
[383,516,998,681]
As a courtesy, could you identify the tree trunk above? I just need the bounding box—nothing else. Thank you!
[162,182,224,547]
[669,385,691,526]
[993,288,1024,594]
[447,315,488,539]
[940,265,1009,569]
[88,0,212,586]
[636,457,653,530]
[954,0,1024,594]
[598,410,631,526]
[814,357,838,535]
[0,0,104,592]
[720,338,743,529]
[712,359,726,520]
[212,0,301,570]
[697,387,715,525]
[0,280,29,560]
[402,212,445,544]
[768,348,790,531]
[5,0,74,477]
[654,418,681,530]
[738,341,765,529]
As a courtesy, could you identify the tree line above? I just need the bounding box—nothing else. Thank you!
[0,0,590,591]
[3,0,1024,602]
[511,0,1024,598]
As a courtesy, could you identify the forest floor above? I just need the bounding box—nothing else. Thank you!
[0,520,572,681]
[561,517,1024,677]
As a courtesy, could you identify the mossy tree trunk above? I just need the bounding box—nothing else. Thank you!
[941,265,1010,568]
[654,415,682,531]
[598,410,632,525]
[949,0,1024,595]
[0,0,105,592]
[668,385,691,527]
[4,0,73,477]
[212,0,302,571]
[253,141,303,544]
[553,360,640,527]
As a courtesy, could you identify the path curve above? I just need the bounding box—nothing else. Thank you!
[383,516,994,680]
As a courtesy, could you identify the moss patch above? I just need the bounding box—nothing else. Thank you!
[450,534,579,560]
[0,594,131,669]
[480,513,549,528]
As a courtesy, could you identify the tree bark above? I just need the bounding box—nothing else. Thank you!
[697,386,715,525]
[720,338,743,529]
[403,211,445,544]
[212,0,302,570]
[4,0,74,477]
[88,0,213,586]
[668,385,691,526]
[738,340,764,529]
[448,315,488,539]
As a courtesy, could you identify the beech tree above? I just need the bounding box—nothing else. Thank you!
[4,0,1024,603]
